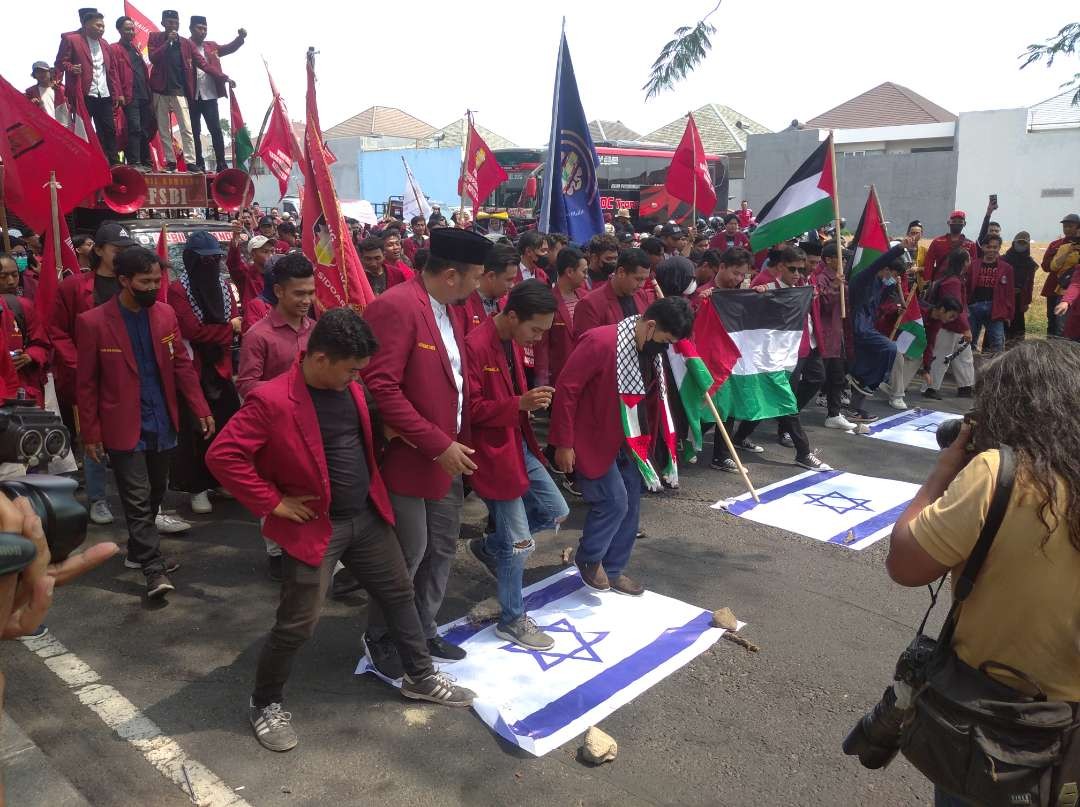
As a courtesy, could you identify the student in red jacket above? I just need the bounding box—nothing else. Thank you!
[226,230,273,306]
[54,8,120,163]
[206,308,475,753]
[359,236,413,296]
[0,256,50,405]
[921,211,978,284]
[1039,212,1080,337]
[465,280,567,649]
[360,228,490,672]
[515,231,551,284]
[25,61,69,126]
[965,234,1014,355]
[534,246,587,387]
[380,232,416,285]
[812,242,852,430]
[573,247,650,336]
[403,216,428,264]
[708,214,751,253]
[188,15,245,171]
[923,249,975,400]
[460,244,516,335]
[551,297,693,595]
[76,247,213,599]
[113,16,154,170]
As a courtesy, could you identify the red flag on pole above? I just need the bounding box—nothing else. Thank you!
[123,0,157,56]
[257,63,301,198]
[665,113,716,216]
[0,75,111,231]
[300,50,373,312]
[458,119,508,216]
[156,224,170,302]
[35,213,78,327]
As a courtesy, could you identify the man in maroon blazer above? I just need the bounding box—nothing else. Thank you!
[54,7,120,163]
[188,15,246,171]
[113,16,154,170]
[460,244,516,335]
[965,234,1014,355]
[25,61,70,126]
[812,242,853,429]
[148,9,229,171]
[573,247,650,336]
[361,227,491,672]
[533,246,587,387]
[0,258,51,405]
[76,247,213,599]
[551,297,694,594]
[515,231,551,284]
[359,236,412,297]
[207,309,474,753]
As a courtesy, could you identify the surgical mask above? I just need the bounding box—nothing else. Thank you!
[882,276,897,287]
[13,256,28,273]
[534,254,550,269]
[132,288,159,308]
[641,340,667,357]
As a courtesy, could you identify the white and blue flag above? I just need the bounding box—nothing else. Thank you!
[855,408,956,452]
[714,471,920,551]
[356,568,737,756]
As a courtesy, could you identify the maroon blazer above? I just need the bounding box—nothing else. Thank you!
[549,324,627,480]
[573,282,644,337]
[49,271,99,401]
[24,83,68,110]
[193,37,245,98]
[147,32,226,97]
[361,275,470,499]
[933,274,970,334]
[385,261,415,289]
[54,31,119,100]
[206,362,394,567]
[75,299,210,450]
[465,317,543,501]
[459,290,503,336]
[109,41,149,102]
[1062,269,1080,339]
[1,297,50,404]
[809,262,844,359]
[533,286,586,386]
[167,281,234,380]
[968,259,1015,323]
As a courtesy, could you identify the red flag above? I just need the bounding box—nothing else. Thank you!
[123,0,157,56]
[692,298,741,394]
[300,51,373,312]
[156,224,170,302]
[458,120,508,216]
[665,113,716,215]
[0,75,111,231]
[35,214,79,327]
[257,65,301,198]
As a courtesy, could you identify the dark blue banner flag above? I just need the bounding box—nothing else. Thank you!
[538,27,605,244]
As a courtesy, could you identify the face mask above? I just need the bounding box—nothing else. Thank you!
[132,288,159,308]
[948,222,964,235]
[1014,244,1029,253]
[14,256,27,273]
[641,340,666,357]
[534,254,550,269]
[882,276,897,287]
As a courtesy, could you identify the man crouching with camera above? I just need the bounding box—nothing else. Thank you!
[847,338,1080,807]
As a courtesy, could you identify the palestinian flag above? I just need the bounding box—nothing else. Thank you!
[749,136,836,252]
[230,91,254,171]
[895,291,927,360]
[849,185,890,275]
[667,339,720,461]
[701,287,813,421]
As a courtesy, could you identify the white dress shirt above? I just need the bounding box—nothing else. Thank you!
[194,44,219,100]
[428,294,463,433]
[518,262,535,282]
[87,37,109,98]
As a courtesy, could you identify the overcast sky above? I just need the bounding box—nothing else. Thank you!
[7,1,1076,147]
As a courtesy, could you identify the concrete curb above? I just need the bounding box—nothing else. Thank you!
[1,710,91,806]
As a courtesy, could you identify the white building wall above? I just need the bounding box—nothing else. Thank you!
[954,108,1080,242]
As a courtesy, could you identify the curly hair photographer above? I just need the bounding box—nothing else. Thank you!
[885,339,1080,807]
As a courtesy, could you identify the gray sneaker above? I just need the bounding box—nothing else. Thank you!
[400,671,475,707]
[249,700,297,752]
[495,615,554,651]
[89,499,114,525]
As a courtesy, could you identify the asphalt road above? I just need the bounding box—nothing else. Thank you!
[1,390,971,807]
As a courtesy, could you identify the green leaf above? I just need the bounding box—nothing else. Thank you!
[643,2,722,100]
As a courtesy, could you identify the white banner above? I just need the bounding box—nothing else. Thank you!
[854,408,955,452]
[356,568,737,756]
[714,471,920,551]
[402,157,432,223]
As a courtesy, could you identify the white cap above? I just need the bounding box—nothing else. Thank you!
[249,235,271,251]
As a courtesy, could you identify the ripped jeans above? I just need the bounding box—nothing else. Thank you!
[482,445,569,627]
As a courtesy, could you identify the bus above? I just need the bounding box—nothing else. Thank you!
[491,143,729,226]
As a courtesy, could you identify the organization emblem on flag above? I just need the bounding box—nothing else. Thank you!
[6,121,44,159]
[558,130,596,202]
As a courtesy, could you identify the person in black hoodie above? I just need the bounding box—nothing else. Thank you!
[1003,230,1038,344]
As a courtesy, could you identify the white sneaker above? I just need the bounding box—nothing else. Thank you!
[89,499,114,525]
[156,511,192,534]
[889,397,908,411]
[877,383,894,400]
[824,414,856,431]
[190,491,212,514]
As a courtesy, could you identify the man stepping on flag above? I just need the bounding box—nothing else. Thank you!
[881,291,964,411]
[551,297,694,595]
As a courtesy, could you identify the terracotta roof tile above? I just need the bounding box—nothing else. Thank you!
[588,120,642,142]
[642,104,770,154]
[805,82,956,129]
[323,106,436,141]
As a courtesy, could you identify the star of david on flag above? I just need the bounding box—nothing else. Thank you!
[714,471,920,551]
[852,408,956,452]
[499,618,607,671]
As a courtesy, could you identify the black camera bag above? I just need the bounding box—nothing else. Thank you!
[899,446,1080,807]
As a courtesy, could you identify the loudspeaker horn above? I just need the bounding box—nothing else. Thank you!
[211,169,255,212]
[102,165,148,214]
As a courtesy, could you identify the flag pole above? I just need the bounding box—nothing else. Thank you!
[0,165,12,253]
[459,111,469,226]
[689,112,697,226]
[403,155,424,216]
[829,131,845,319]
[47,172,62,280]
[889,282,917,342]
[651,284,759,502]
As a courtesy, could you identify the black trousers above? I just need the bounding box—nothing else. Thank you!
[712,415,811,462]
[1047,295,1065,338]
[790,352,826,412]
[84,95,118,164]
[1006,293,1026,343]
[108,447,173,576]
[122,98,154,166]
[252,506,433,707]
[170,375,239,494]
[190,98,226,170]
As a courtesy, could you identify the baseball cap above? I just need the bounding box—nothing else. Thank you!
[257,215,276,228]
[185,230,224,256]
[93,221,136,247]
[31,61,50,75]
[615,207,631,219]
[1012,231,1031,244]
[248,235,271,251]
[659,223,685,238]
[948,210,966,220]
[1061,213,1080,225]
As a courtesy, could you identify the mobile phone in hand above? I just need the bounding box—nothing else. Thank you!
[989,194,998,206]
[0,532,37,576]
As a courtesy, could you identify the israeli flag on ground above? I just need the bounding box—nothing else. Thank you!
[714,471,920,551]
[855,408,956,451]
[356,568,739,756]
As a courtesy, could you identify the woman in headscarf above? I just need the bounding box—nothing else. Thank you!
[1002,231,1038,344]
[167,230,242,515]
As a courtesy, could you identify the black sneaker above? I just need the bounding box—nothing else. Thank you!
[468,537,498,579]
[843,407,878,423]
[777,433,794,448]
[362,632,404,680]
[146,572,175,599]
[427,635,466,663]
[560,475,582,497]
[956,386,974,399]
[248,699,297,752]
[125,555,180,574]
[923,387,943,400]
[710,457,740,474]
[267,554,283,583]
[400,671,475,707]
[795,452,834,471]
[736,438,764,454]
[164,162,176,173]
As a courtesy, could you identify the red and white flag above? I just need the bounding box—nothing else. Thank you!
[458,117,508,216]
[665,113,716,215]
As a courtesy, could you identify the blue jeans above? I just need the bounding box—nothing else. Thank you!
[482,446,569,626]
[85,451,107,503]
[968,300,1004,354]
[577,452,641,579]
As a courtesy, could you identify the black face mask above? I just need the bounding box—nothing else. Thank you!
[534,254,550,269]
[132,288,158,308]
[641,340,666,357]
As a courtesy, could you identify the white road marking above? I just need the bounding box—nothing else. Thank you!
[20,632,252,807]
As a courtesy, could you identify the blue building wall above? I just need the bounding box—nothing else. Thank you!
[357,147,462,208]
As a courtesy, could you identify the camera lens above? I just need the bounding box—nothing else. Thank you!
[0,475,87,562]
[16,430,43,462]
[43,428,69,458]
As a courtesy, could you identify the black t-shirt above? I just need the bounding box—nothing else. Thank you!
[502,339,522,395]
[165,41,185,93]
[365,270,387,296]
[307,385,370,519]
[618,292,638,319]
[93,273,120,307]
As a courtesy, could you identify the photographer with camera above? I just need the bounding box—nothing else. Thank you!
[846,339,1080,807]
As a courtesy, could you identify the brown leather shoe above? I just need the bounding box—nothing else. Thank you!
[576,559,610,591]
[610,574,644,597]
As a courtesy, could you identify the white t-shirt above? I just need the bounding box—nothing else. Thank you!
[428,294,463,433]
[194,44,218,100]
[87,37,109,98]
[38,86,56,118]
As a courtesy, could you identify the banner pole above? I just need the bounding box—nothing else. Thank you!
[47,172,62,280]
[0,166,12,253]
[459,111,469,226]
[690,112,697,227]
[829,131,845,319]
